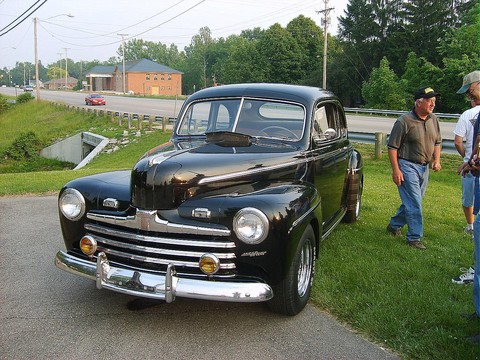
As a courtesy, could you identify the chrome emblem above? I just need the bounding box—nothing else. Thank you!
[137,210,157,231]
[192,208,211,219]
[103,198,120,209]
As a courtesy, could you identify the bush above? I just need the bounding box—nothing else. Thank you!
[3,131,43,160]
[16,92,34,104]
[0,94,8,114]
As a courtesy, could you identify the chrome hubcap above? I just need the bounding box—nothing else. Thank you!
[297,240,313,297]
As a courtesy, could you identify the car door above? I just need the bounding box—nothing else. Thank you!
[310,101,349,231]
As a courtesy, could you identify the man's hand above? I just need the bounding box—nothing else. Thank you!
[458,161,472,176]
[431,161,441,172]
[392,168,404,186]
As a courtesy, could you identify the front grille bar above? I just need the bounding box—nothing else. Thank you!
[93,233,236,260]
[85,223,236,249]
[97,246,236,269]
[87,209,231,237]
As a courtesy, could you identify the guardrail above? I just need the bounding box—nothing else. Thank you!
[349,131,456,154]
[345,107,459,120]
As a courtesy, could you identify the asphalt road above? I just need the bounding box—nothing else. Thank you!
[0,87,457,140]
[0,195,400,359]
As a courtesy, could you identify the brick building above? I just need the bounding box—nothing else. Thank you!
[43,77,78,90]
[85,58,183,96]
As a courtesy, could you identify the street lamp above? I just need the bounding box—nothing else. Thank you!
[34,14,74,101]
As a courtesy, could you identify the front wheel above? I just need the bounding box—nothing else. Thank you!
[267,224,316,316]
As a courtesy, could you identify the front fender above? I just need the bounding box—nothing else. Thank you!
[174,182,322,285]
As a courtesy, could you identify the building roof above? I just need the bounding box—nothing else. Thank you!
[44,77,78,84]
[86,65,115,76]
[86,58,182,76]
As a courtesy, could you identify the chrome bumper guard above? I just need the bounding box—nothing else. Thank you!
[55,250,273,303]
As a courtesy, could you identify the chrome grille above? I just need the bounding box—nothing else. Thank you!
[85,210,236,277]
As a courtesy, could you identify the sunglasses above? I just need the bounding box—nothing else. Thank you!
[467,81,480,99]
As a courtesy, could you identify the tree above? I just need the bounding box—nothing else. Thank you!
[402,0,451,66]
[362,57,406,110]
[401,52,443,108]
[182,27,215,90]
[257,23,303,84]
[286,15,323,84]
[222,35,266,84]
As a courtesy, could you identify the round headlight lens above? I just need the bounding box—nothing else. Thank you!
[233,208,269,244]
[59,188,85,221]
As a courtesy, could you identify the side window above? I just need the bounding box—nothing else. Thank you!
[314,103,338,141]
[178,102,210,135]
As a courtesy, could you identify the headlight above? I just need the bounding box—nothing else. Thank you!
[233,207,269,244]
[59,188,85,221]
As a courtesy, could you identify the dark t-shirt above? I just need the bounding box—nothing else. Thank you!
[387,110,442,164]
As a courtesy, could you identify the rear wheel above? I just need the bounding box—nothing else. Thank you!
[344,173,363,223]
[268,224,316,316]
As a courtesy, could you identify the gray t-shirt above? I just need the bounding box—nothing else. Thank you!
[387,110,442,164]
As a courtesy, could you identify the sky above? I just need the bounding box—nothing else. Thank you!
[0,0,349,70]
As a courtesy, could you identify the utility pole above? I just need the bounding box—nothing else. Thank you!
[63,48,70,90]
[316,0,334,89]
[34,17,40,100]
[57,53,63,90]
[117,33,128,94]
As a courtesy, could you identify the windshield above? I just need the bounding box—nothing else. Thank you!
[177,98,305,141]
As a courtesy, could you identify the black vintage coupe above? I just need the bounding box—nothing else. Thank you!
[55,83,363,315]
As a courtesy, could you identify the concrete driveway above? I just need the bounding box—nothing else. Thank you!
[0,195,399,359]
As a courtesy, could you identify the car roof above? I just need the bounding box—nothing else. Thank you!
[185,83,337,105]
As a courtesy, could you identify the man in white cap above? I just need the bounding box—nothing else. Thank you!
[455,71,480,341]
[452,71,480,285]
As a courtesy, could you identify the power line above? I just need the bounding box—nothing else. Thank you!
[0,0,41,33]
[31,0,207,48]
[0,0,48,37]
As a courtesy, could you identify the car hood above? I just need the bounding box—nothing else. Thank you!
[131,138,306,210]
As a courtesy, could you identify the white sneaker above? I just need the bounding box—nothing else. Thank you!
[452,267,475,284]
[464,225,474,236]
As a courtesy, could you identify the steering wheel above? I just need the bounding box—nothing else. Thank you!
[259,126,299,140]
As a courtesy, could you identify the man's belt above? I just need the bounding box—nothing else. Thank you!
[399,157,429,166]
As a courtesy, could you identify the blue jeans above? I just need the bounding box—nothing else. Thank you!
[474,214,480,316]
[389,159,429,241]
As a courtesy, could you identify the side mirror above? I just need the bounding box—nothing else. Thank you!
[324,128,337,140]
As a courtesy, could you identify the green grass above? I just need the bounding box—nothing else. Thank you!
[0,101,478,358]
[312,143,479,359]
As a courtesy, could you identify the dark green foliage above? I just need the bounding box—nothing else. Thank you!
[3,131,43,160]
[362,57,406,110]
[16,92,34,104]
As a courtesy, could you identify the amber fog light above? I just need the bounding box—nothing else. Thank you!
[199,254,220,275]
[80,236,97,256]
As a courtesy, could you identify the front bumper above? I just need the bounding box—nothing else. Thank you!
[55,250,273,303]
